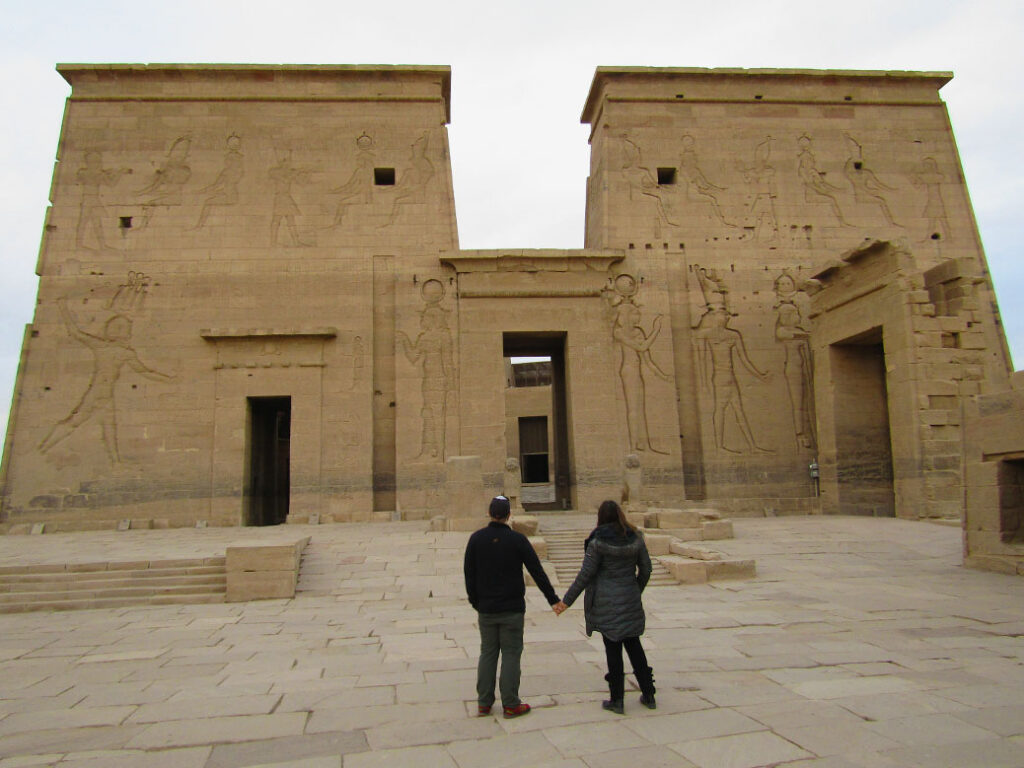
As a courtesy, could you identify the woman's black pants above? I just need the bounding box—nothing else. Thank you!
[602,634,649,698]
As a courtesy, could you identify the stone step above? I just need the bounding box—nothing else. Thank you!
[0,558,229,613]
[540,524,676,587]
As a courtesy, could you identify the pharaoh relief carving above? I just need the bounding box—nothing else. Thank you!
[328,133,376,228]
[269,150,314,247]
[773,272,817,451]
[796,135,851,227]
[602,273,670,454]
[382,131,435,228]
[740,137,780,243]
[75,151,132,251]
[617,134,677,229]
[692,267,771,454]
[910,157,951,242]
[678,134,735,227]
[191,134,244,230]
[397,278,454,460]
[843,135,900,227]
[38,272,173,464]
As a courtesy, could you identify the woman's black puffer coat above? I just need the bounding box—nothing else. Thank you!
[561,523,652,641]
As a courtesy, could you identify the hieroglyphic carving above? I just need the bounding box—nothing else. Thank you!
[328,133,376,227]
[269,150,313,246]
[351,335,365,390]
[382,131,434,227]
[603,274,670,454]
[618,134,677,228]
[137,135,192,206]
[773,272,817,450]
[192,134,244,229]
[679,134,735,226]
[796,135,850,226]
[843,135,900,227]
[75,151,132,250]
[910,157,951,241]
[39,273,173,463]
[740,137,779,242]
[397,279,454,459]
[692,268,771,454]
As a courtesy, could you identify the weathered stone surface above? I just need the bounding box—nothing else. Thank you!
[659,555,708,584]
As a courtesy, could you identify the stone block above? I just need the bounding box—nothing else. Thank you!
[652,508,702,528]
[701,520,734,540]
[625,512,647,528]
[447,517,485,532]
[664,527,703,541]
[226,542,306,573]
[705,559,757,580]
[659,555,707,584]
[511,516,538,536]
[528,536,547,560]
[30,523,45,535]
[226,571,296,602]
[670,542,722,560]
[429,516,447,532]
[643,533,672,555]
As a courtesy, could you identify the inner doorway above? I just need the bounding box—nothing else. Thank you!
[504,333,573,511]
[830,331,895,516]
[245,396,291,526]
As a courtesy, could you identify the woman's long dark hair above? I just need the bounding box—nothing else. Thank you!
[597,499,637,536]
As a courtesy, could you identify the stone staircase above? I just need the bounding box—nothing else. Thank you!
[540,518,677,587]
[0,558,227,613]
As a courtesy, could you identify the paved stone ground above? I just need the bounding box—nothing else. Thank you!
[0,516,1022,768]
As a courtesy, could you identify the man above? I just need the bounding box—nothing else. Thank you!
[464,495,560,718]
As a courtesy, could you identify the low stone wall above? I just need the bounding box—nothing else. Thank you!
[225,536,310,602]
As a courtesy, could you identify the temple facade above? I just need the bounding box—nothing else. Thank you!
[0,64,1013,532]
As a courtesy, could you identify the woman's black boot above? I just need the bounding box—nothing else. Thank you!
[636,666,657,709]
[602,673,625,714]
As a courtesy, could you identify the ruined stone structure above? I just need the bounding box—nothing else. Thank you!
[0,64,1014,536]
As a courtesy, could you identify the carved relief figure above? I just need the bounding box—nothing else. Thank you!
[192,134,244,229]
[603,274,670,454]
[796,135,850,226]
[39,276,173,463]
[397,279,454,459]
[328,133,376,227]
[621,453,645,513]
[504,457,524,512]
[618,135,677,228]
[75,151,132,250]
[911,157,951,241]
[679,134,734,226]
[269,150,313,246]
[843,135,900,226]
[350,335,364,391]
[137,135,192,206]
[383,131,435,227]
[692,268,771,454]
[773,272,817,450]
[740,137,779,242]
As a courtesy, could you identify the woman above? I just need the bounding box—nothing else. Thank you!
[554,500,656,713]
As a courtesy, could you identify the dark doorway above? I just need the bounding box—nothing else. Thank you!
[830,331,895,516]
[504,332,573,511]
[245,397,291,526]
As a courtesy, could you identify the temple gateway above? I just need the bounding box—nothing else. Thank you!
[1,65,1019,571]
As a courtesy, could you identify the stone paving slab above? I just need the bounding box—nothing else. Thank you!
[0,516,1021,767]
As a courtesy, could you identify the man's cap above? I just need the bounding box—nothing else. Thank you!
[489,495,511,518]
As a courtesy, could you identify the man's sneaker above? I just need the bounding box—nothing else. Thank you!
[502,702,531,719]
[477,704,492,716]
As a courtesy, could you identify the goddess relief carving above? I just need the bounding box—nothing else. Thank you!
[617,134,677,228]
[773,272,817,450]
[137,135,192,206]
[603,274,670,454]
[678,134,735,227]
[382,131,435,228]
[397,279,454,460]
[910,157,951,242]
[843,135,900,227]
[328,132,376,228]
[796,135,851,227]
[192,134,244,230]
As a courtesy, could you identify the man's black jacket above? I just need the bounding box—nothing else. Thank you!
[464,520,559,613]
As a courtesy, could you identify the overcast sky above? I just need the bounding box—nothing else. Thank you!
[1,0,1022,451]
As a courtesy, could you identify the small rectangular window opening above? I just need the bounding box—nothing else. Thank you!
[657,167,677,185]
[374,168,396,186]
[119,216,133,229]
